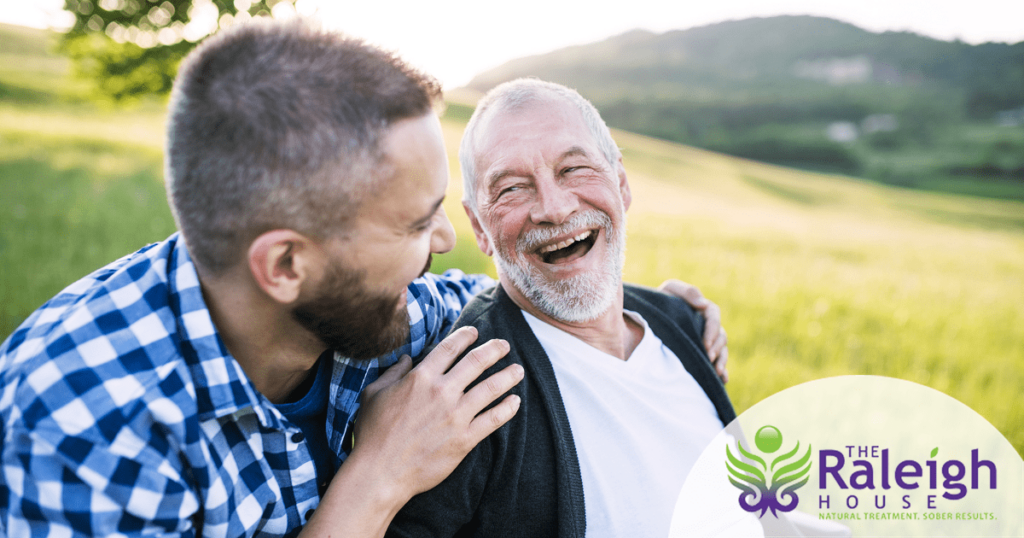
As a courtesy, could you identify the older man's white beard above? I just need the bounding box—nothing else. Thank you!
[493,210,626,323]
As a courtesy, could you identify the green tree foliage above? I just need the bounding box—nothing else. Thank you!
[61,0,293,101]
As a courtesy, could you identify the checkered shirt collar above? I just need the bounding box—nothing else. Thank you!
[166,234,275,425]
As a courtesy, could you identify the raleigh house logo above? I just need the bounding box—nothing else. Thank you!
[672,378,1023,537]
[726,425,813,516]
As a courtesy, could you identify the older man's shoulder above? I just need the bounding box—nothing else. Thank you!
[450,284,506,332]
[623,283,705,341]
[623,282,695,312]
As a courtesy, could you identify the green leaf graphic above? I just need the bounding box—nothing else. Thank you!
[773,443,813,487]
[771,440,801,471]
[726,443,766,483]
[736,440,767,471]
[930,447,939,458]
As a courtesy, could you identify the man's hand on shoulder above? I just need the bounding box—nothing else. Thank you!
[354,326,523,494]
[658,279,729,383]
[303,327,523,538]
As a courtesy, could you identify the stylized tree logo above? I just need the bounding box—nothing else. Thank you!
[725,425,812,517]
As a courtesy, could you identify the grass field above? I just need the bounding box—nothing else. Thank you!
[2,24,1022,456]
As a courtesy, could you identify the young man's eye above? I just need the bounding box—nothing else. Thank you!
[414,205,443,233]
[412,216,433,233]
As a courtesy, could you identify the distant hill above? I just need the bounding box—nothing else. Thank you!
[0,22,55,56]
[0,23,77,104]
[473,17,1024,94]
[465,16,1024,200]
[468,16,1024,116]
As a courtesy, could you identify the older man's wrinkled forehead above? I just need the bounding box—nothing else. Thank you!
[460,79,624,214]
[472,94,603,171]
[474,90,582,144]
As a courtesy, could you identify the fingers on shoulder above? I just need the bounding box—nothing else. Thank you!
[469,393,521,442]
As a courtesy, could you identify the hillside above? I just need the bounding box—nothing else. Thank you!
[0,23,67,102]
[466,16,1024,200]
[2,22,1023,456]
[469,17,1023,104]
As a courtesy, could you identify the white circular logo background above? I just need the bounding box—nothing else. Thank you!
[671,376,1024,537]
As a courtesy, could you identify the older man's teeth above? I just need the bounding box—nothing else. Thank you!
[539,231,592,254]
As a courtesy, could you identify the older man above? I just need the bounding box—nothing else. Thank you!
[0,22,728,538]
[385,79,739,538]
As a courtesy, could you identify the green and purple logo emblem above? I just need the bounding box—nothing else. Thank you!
[725,425,812,517]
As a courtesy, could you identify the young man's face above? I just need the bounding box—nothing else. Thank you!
[293,112,456,359]
[467,99,631,323]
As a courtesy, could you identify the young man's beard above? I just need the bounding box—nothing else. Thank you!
[291,262,412,361]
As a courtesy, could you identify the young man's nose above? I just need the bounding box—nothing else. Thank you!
[431,205,457,254]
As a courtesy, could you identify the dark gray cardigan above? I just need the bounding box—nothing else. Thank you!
[386,284,737,538]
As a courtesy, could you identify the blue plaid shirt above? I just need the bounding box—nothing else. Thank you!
[0,233,493,538]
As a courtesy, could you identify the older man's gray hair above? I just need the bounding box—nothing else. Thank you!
[459,79,622,213]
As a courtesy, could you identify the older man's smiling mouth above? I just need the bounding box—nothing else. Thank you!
[536,229,599,264]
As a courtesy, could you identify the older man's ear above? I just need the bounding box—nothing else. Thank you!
[617,157,632,211]
[464,202,494,257]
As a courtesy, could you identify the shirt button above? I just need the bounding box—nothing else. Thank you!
[291,432,304,443]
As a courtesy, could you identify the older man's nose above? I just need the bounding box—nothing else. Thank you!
[530,177,578,225]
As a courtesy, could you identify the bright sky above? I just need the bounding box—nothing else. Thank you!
[3,0,1022,88]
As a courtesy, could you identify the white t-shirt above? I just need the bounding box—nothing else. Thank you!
[522,309,725,538]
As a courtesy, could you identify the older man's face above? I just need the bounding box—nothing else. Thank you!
[467,99,631,322]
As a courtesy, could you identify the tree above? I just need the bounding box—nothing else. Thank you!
[61,0,294,101]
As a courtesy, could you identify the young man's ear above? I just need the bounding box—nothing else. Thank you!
[464,202,494,257]
[617,156,632,212]
[248,230,319,304]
